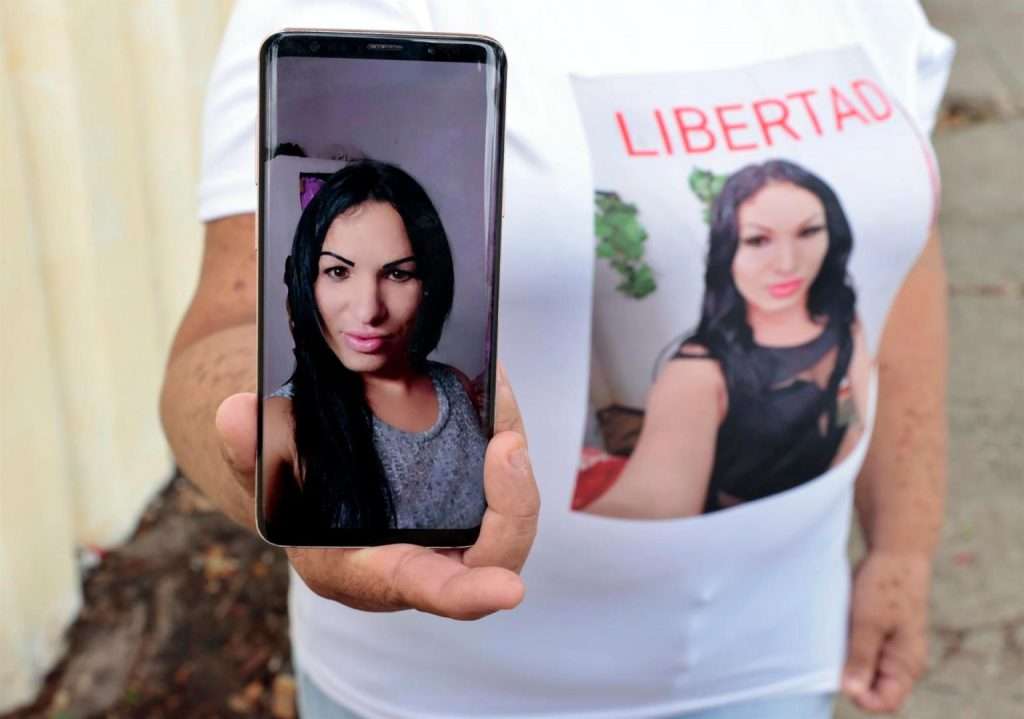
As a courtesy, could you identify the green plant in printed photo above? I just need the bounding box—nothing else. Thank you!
[594,190,656,299]
[688,167,730,224]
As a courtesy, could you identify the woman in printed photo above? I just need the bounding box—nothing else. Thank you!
[262,159,487,533]
[584,159,871,517]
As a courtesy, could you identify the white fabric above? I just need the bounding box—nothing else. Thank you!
[199,2,953,717]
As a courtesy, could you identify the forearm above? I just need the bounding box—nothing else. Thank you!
[160,323,258,530]
[855,230,948,556]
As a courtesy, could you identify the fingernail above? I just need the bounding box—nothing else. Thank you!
[508,446,530,474]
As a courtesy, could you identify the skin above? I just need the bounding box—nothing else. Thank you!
[160,213,539,621]
[844,228,948,714]
[313,200,437,431]
[316,203,422,375]
[732,182,829,343]
[586,182,871,516]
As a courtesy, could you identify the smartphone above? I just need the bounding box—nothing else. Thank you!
[257,31,505,547]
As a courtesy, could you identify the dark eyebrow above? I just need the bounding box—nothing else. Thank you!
[381,255,417,271]
[742,213,824,233]
[319,251,354,266]
[798,213,826,226]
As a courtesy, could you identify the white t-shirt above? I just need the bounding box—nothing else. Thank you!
[200,2,953,716]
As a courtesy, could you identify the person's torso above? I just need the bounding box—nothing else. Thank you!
[704,321,850,508]
[272,2,940,715]
[369,362,487,529]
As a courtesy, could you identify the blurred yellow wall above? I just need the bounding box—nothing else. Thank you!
[0,1,234,710]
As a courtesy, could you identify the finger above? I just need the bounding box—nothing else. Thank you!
[215,392,258,491]
[857,628,926,713]
[856,654,913,714]
[493,361,525,439]
[289,544,523,620]
[463,431,539,573]
[883,626,928,682]
[858,674,910,714]
[389,546,525,619]
[842,616,886,703]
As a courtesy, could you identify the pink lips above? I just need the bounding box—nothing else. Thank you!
[768,279,803,299]
[343,332,388,353]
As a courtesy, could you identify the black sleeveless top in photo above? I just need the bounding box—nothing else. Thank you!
[675,321,853,513]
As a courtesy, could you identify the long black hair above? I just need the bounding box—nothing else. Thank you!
[285,160,454,529]
[685,160,856,422]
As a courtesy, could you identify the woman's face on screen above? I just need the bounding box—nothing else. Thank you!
[314,200,423,374]
[731,181,829,316]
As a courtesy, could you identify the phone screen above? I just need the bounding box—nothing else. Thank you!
[257,33,505,546]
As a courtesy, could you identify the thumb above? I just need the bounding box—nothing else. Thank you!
[843,614,885,699]
[214,392,258,492]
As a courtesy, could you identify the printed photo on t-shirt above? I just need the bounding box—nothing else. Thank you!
[570,49,935,519]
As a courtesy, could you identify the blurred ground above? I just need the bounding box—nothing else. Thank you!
[2,1,1021,718]
[837,1,1024,718]
[3,478,296,719]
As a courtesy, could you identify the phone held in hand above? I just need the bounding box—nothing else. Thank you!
[256,31,506,547]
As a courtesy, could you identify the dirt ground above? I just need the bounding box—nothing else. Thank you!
[3,477,296,719]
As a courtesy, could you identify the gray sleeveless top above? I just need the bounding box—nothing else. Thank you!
[273,362,487,529]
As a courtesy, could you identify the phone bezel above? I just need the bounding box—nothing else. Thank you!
[256,30,506,548]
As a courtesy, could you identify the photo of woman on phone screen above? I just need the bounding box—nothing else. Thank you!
[262,160,487,532]
[581,160,871,518]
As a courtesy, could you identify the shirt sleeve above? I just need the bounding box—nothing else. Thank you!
[198,0,432,222]
[840,0,955,135]
[912,15,956,135]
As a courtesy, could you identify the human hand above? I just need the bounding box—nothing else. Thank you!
[843,550,933,713]
[214,362,539,620]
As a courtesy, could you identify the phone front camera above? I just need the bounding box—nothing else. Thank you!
[309,40,320,53]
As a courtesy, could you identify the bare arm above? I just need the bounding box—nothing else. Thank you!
[584,357,725,518]
[855,229,947,555]
[844,228,948,712]
[160,214,259,529]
